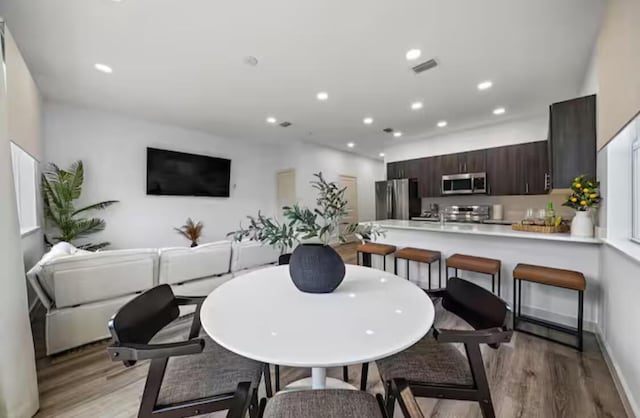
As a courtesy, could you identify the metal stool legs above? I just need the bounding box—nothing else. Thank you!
[513,278,584,351]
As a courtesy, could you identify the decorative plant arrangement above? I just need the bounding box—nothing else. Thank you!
[563,175,601,237]
[563,175,601,211]
[229,172,385,293]
[175,218,204,247]
[42,161,118,251]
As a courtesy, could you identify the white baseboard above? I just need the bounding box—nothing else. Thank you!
[595,328,639,418]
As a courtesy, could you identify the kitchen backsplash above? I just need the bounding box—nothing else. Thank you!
[421,192,578,222]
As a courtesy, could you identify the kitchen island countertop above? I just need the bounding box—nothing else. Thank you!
[368,219,601,245]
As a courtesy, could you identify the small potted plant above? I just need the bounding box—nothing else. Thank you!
[563,175,601,237]
[175,218,204,247]
[229,173,384,293]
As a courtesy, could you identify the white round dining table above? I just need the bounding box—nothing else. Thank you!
[200,264,434,390]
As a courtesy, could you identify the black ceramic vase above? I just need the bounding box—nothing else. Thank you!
[289,244,346,293]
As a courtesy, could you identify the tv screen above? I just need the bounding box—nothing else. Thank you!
[146,147,231,197]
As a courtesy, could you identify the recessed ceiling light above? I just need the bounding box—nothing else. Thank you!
[347,142,355,148]
[477,80,493,90]
[363,117,374,125]
[393,132,403,138]
[411,101,423,110]
[266,117,277,124]
[405,49,421,61]
[493,107,506,115]
[437,120,448,128]
[316,91,329,101]
[94,63,113,74]
[379,152,385,157]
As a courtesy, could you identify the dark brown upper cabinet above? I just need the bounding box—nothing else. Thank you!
[549,95,596,188]
[486,141,549,196]
[438,150,486,175]
[521,141,550,194]
[486,144,525,195]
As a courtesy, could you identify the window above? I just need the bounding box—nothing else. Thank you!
[10,142,39,234]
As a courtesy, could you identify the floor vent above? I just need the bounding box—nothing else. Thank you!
[279,121,292,127]
[412,58,438,74]
[382,128,394,133]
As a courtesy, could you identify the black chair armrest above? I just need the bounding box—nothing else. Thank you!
[175,295,206,306]
[391,378,425,418]
[433,327,513,345]
[108,339,204,362]
[226,382,252,418]
[175,295,207,339]
[425,288,447,302]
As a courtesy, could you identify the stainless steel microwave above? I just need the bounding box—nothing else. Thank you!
[441,172,487,195]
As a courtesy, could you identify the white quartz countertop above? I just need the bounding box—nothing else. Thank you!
[370,219,602,245]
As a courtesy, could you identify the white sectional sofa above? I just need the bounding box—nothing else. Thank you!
[27,240,280,355]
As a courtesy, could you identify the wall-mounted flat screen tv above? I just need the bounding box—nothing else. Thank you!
[146,147,231,197]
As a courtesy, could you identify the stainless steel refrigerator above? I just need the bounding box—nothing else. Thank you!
[375,179,421,220]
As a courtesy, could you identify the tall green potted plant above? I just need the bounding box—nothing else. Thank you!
[229,173,384,293]
[41,161,119,250]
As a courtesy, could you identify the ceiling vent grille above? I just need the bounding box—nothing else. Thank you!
[412,58,438,74]
[382,128,394,133]
[279,121,292,127]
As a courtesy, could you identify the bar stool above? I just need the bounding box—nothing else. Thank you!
[513,263,585,351]
[394,247,442,289]
[356,242,396,272]
[446,253,502,296]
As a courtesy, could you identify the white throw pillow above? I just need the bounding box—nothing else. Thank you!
[40,242,80,264]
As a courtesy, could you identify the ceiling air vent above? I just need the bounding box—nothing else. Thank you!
[279,121,292,127]
[412,58,438,74]
[382,128,394,133]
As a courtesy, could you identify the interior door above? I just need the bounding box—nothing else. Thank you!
[339,175,358,241]
[276,169,296,216]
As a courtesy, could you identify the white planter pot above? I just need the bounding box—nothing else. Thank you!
[571,210,594,237]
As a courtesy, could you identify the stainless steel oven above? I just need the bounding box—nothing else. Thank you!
[441,172,487,195]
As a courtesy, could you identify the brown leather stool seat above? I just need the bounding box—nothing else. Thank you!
[446,254,502,295]
[356,242,397,257]
[513,264,586,290]
[356,242,397,273]
[395,247,442,289]
[512,263,586,351]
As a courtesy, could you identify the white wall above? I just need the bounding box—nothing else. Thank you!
[384,115,548,163]
[0,26,39,418]
[596,114,640,416]
[43,103,384,249]
[6,27,46,307]
[598,245,640,416]
[44,103,285,249]
[281,143,385,222]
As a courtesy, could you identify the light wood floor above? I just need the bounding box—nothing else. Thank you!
[31,243,627,417]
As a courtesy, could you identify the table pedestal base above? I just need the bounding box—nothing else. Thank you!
[283,367,356,391]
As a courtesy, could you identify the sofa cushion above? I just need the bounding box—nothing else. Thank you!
[159,241,232,285]
[230,241,279,272]
[46,294,136,355]
[40,249,158,308]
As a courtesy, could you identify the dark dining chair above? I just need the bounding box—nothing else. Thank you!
[107,284,264,418]
[376,277,513,418]
[241,386,424,418]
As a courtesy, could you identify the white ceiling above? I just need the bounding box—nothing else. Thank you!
[0,0,605,159]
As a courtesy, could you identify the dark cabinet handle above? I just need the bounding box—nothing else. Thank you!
[525,182,529,194]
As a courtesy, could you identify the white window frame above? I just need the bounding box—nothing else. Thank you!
[633,137,640,244]
[9,141,39,235]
